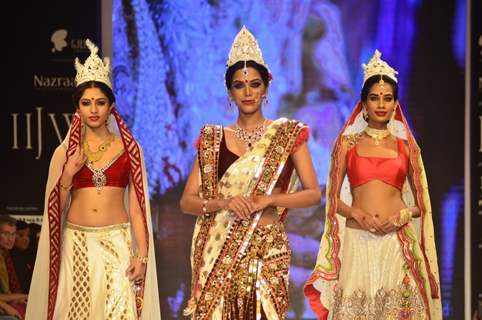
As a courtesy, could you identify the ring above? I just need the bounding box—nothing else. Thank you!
[369,228,376,233]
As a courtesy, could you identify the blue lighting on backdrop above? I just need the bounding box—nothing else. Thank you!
[453,0,466,69]
[440,184,464,317]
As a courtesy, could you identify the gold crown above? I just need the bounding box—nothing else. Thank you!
[362,49,398,85]
[75,39,112,88]
[226,26,268,69]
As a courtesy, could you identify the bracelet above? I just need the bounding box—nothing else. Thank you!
[202,199,208,214]
[394,208,413,227]
[135,254,148,264]
[59,182,72,191]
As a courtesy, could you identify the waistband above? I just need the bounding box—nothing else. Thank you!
[345,225,398,239]
[65,221,130,233]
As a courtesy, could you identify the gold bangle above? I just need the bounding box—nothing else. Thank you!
[135,254,148,264]
[394,208,412,227]
[202,199,208,214]
[59,182,72,191]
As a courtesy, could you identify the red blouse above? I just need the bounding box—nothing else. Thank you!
[346,138,408,190]
[72,151,130,190]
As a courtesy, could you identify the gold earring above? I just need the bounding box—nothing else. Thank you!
[362,107,368,121]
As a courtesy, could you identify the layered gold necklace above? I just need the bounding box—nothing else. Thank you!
[83,134,115,163]
[365,127,390,145]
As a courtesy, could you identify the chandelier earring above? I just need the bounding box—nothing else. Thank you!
[262,95,268,107]
[362,106,369,121]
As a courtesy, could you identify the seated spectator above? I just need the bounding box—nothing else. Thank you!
[10,222,34,293]
[0,216,26,319]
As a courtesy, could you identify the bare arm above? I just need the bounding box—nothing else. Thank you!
[124,175,148,282]
[179,155,254,219]
[252,143,320,210]
[128,179,147,257]
[59,147,86,211]
[378,141,421,233]
[0,300,22,318]
[0,293,28,303]
[330,137,383,232]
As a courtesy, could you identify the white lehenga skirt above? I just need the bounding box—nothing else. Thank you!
[331,227,426,320]
[53,222,137,320]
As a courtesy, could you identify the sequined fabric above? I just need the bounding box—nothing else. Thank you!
[221,222,291,320]
[332,227,426,320]
[53,222,137,319]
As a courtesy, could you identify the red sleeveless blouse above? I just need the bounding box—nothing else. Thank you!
[346,138,408,190]
[72,150,130,190]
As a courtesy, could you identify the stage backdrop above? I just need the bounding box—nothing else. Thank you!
[2,0,102,222]
[111,0,465,319]
[1,0,467,319]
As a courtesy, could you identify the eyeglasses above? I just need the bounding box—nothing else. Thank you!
[0,232,16,238]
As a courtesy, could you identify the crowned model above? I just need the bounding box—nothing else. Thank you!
[26,39,161,319]
[179,26,321,320]
[304,50,442,319]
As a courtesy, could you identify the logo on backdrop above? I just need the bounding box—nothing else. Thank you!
[51,29,68,53]
[50,29,88,54]
[33,75,75,89]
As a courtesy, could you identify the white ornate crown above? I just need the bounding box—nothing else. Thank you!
[75,39,112,88]
[226,26,268,70]
[362,49,398,85]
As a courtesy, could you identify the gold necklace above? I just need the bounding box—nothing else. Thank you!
[83,134,115,163]
[365,127,390,145]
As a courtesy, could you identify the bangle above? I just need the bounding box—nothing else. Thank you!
[202,199,208,214]
[135,254,148,264]
[59,182,72,191]
[394,208,413,227]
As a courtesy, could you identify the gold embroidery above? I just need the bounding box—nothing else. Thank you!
[190,120,305,319]
[184,125,222,316]
[67,231,91,319]
[342,133,362,149]
[332,278,426,320]
[99,235,135,319]
[221,222,290,320]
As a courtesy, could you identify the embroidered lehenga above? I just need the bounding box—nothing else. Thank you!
[304,102,442,320]
[25,41,160,320]
[185,118,308,320]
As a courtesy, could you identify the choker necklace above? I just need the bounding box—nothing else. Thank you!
[83,134,115,163]
[234,120,267,149]
[365,127,390,145]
